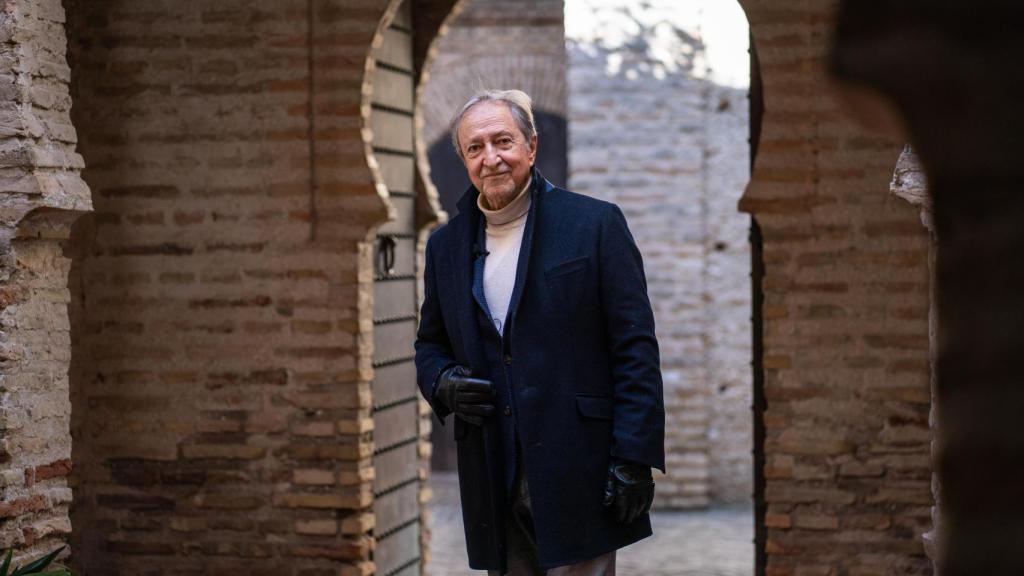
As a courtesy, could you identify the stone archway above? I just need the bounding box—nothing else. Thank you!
[409,0,763,574]
[362,0,462,572]
[364,1,436,573]
[0,1,937,575]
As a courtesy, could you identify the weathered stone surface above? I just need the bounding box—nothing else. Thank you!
[890,146,931,231]
[0,0,91,564]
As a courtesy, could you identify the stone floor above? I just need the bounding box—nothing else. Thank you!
[425,472,753,576]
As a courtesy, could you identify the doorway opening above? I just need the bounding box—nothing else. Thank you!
[415,1,760,574]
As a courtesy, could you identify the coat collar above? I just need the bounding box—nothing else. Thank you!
[449,168,551,364]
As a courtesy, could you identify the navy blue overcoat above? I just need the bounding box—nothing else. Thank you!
[415,170,665,571]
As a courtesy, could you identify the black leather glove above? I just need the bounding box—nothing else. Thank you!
[434,365,495,426]
[603,460,655,524]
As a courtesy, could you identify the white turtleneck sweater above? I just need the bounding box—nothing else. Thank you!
[477,177,532,336]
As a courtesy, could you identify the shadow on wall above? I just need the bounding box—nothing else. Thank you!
[427,110,568,217]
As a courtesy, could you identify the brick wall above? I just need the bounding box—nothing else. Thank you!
[567,1,752,508]
[705,83,755,506]
[739,0,934,573]
[0,0,936,573]
[420,0,566,149]
[419,0,567,224]
[64,1,394,573]
[0,0,90,564]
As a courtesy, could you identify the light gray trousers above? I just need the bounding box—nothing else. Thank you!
[488,450,616,576]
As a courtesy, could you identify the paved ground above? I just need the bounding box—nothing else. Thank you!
[426,472,753,576]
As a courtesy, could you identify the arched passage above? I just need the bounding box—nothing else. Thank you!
[0,1,931,574]
[364,1,433,573]
[412,0,763,573]
[408,1,935,576]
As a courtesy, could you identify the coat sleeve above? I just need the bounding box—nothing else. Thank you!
[598,204,666,472]
[415,234,457,421]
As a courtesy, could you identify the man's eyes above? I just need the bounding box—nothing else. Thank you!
[465,137,513,155]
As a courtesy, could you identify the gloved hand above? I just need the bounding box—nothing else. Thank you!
[434,365,495,426]
[603,460,655,524]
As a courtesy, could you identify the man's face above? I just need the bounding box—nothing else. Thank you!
[457,101,537,211]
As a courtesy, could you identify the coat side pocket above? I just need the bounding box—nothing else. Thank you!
[575,394,613,420]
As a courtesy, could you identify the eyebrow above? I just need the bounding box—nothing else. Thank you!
[465,130,516,146]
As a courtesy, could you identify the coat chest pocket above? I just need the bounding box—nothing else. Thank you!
[545,256,592,313]
[545,255,590,280]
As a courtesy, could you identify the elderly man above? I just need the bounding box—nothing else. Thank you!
[415,89,665,576]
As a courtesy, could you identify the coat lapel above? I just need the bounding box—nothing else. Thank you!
[502,169,548,337]
[451,169,551,348]
[451,189,488,371]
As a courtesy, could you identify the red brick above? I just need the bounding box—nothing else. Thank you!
[0,496,47,519]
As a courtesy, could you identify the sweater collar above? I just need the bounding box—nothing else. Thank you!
[477,176,532,226]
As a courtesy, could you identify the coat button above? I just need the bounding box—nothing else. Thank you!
[504,406,512,417]
[504,354,512,365]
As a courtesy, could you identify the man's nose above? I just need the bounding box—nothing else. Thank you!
[483,145,503,167]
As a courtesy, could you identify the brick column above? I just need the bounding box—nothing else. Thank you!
[740,0,933,573]
[0,0,91,563]
[64,1,393,573]
[830,1,1024,573]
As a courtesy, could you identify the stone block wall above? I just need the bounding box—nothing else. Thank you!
[567,1,752,508]
[739,0,934,573]
[0,0,91,564]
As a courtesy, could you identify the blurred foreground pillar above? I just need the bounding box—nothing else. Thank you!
[830,1,1024,574]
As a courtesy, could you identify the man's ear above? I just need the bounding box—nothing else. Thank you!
[529,134,538,165]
